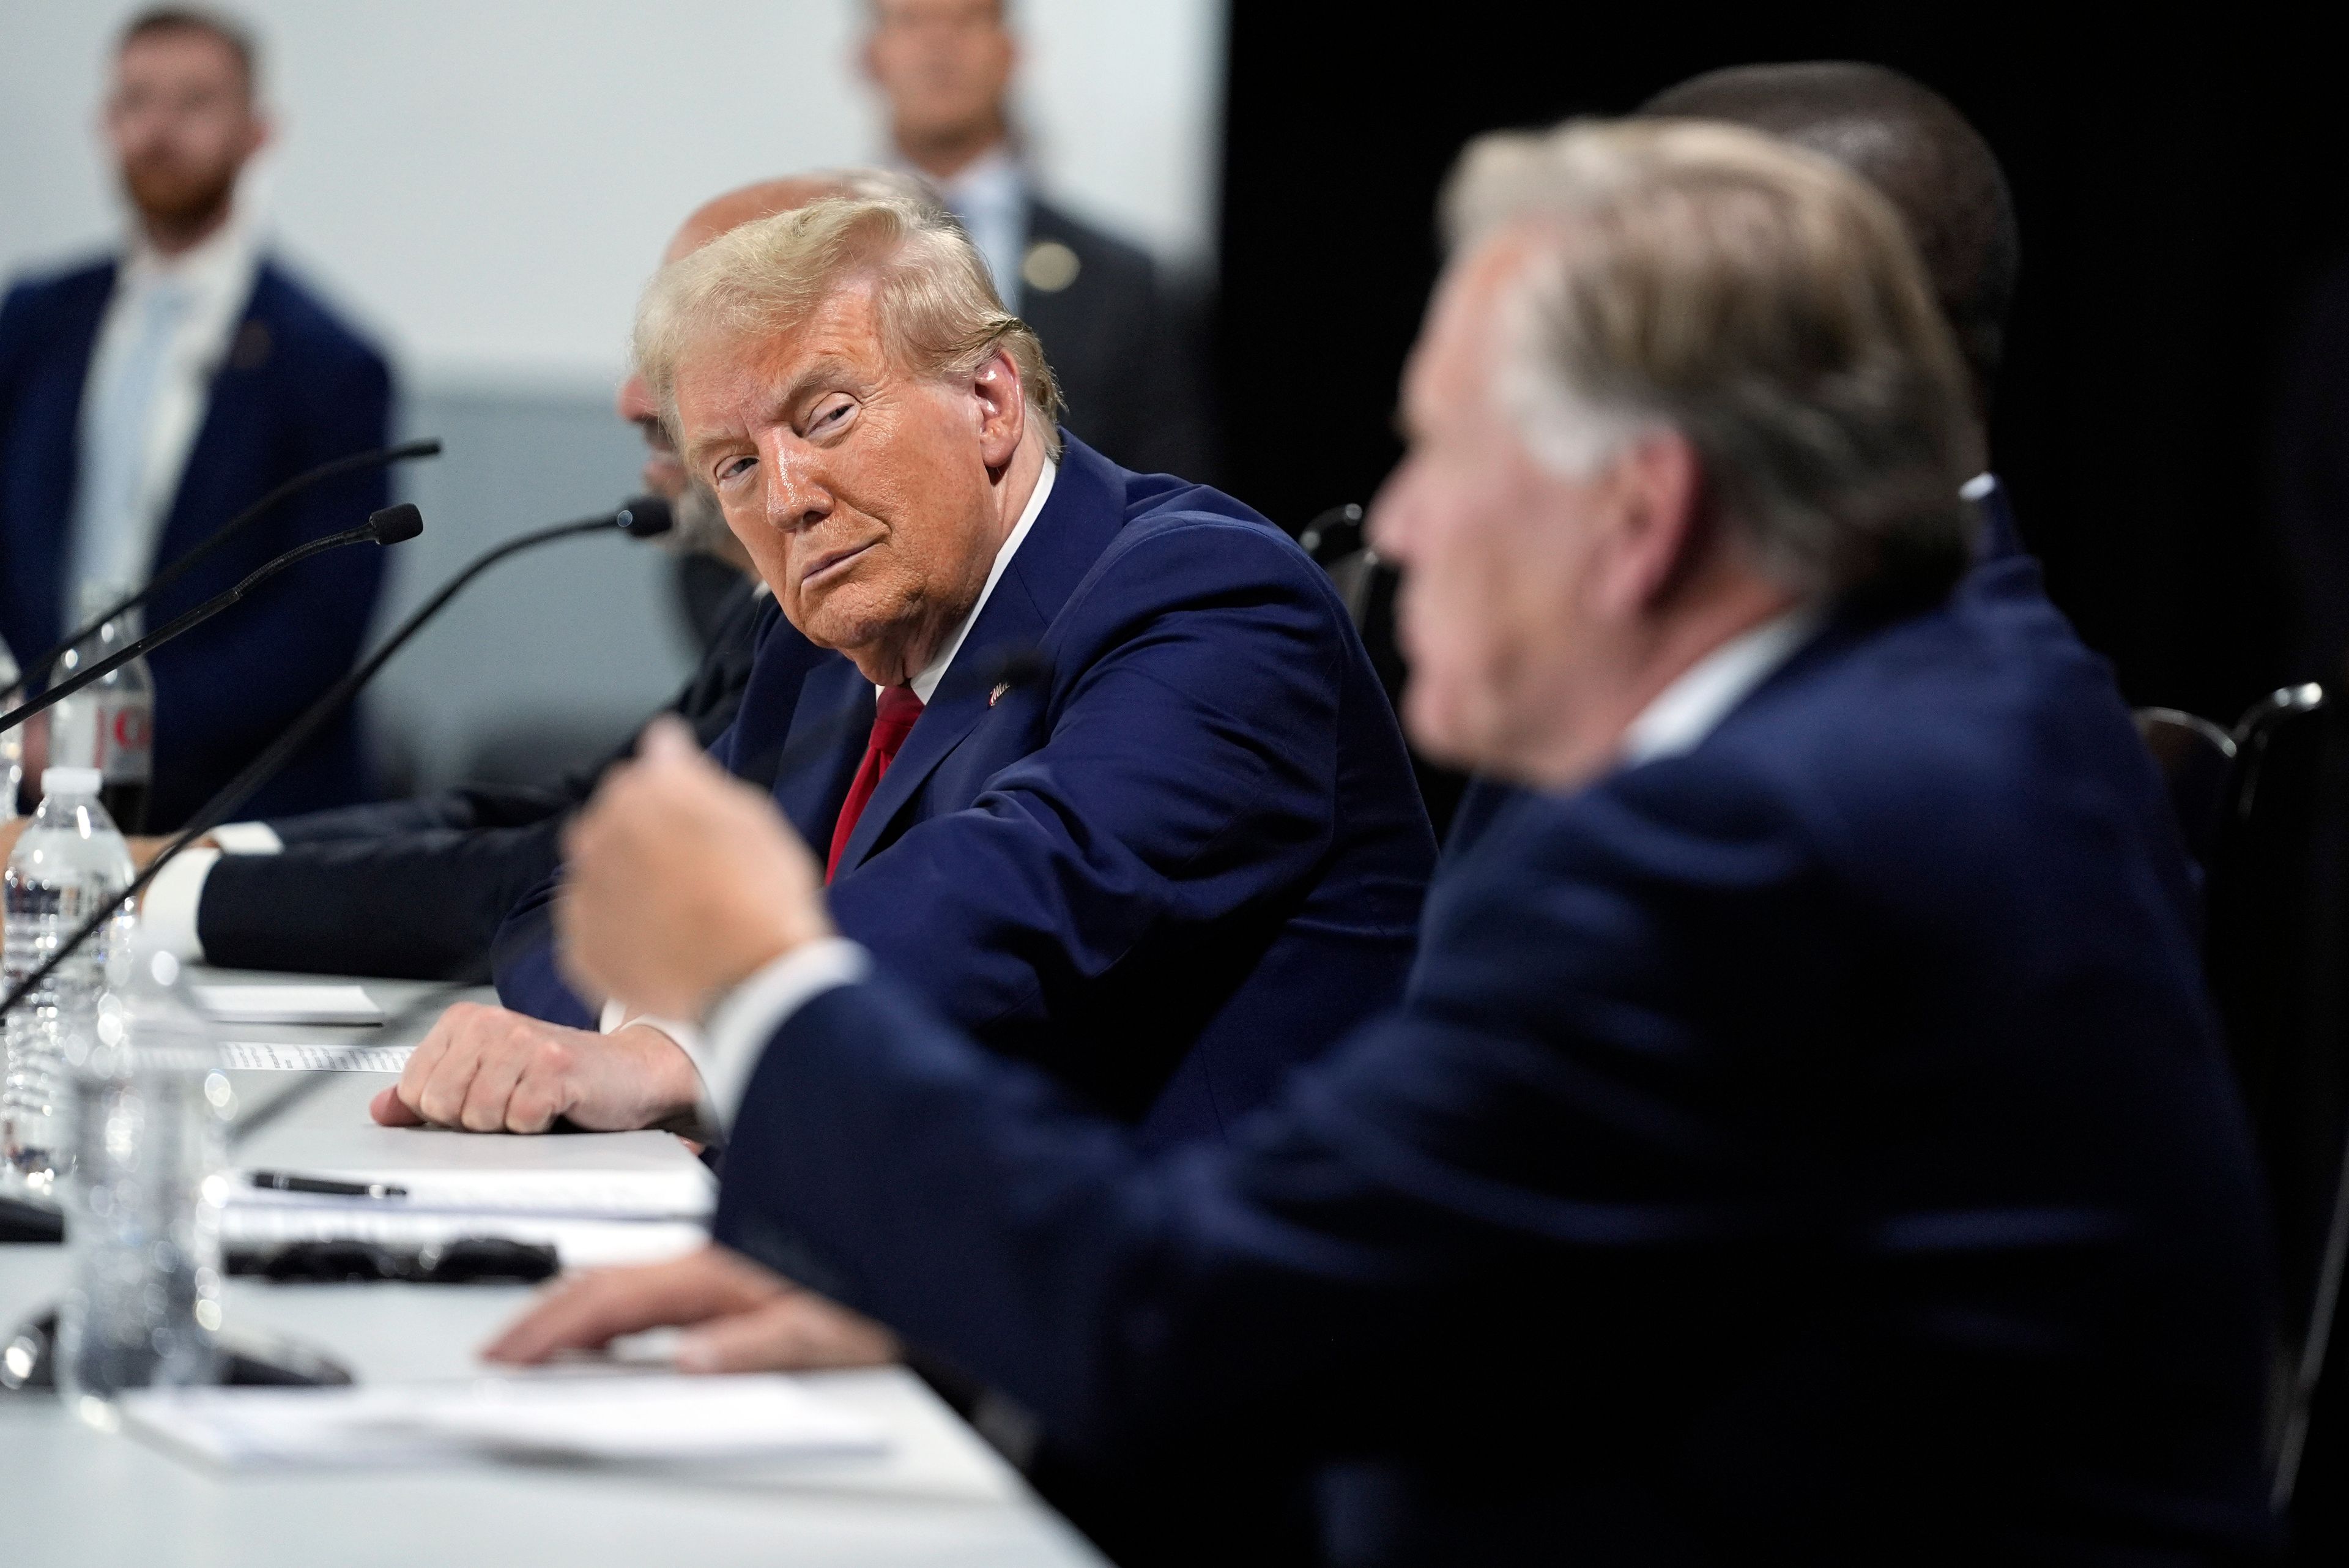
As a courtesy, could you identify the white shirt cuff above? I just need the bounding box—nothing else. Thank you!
[598,1000,721,1133]
[142,845,218,963]
[701,939,871,1131]
[209,821,283,854]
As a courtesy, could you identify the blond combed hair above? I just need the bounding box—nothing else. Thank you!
[635,189,1064,459]
[1444,117,1981,601]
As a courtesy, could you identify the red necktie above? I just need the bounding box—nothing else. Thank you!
[826,685,925,882]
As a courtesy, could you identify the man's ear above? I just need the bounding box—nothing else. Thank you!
[971,348,1026,472]
[1589,430,1705,618]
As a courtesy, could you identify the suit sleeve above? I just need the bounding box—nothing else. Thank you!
[486,705,757,1027]
[825,522,1347,1048]
[0,281,46,658]
[198,816,566,980]
[716,757,1839,1460]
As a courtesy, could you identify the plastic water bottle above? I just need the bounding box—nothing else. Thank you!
[1,631,21,819]
[2,767,136,1190]
[56,938,229,1418]
[48,589,155,833]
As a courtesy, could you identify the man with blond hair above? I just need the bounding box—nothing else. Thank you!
[492,119,2271,1563]
[378,190,1435,1149]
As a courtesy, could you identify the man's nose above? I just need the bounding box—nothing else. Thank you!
[1365,469,1418,568]
[760,439,833,532]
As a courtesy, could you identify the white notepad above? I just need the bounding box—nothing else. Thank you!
[121,1373,890,1469]
[226,1124,716,1221]
[194,984,385,1025]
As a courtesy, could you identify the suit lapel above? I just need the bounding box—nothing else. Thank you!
[13,264,117,650]
[833,562,1049,877]
[150,264,271,573]
[764,656,875,849]
[833,444,1126,877]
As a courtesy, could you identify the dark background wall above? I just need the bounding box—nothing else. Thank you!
[1215,5,2349,725]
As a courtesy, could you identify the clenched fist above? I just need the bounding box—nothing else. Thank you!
[368,1001,703,1133]
[555,716,833,1020]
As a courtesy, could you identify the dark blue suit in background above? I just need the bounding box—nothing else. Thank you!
[497,436,1436,1146]
[0,256,392,827]
[713,558,2275,1565]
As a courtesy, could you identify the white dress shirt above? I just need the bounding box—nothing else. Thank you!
[606,460,1059,1112]
[1619,606,1822,767]
[685,600,1825,1134]
[69,213,262,611]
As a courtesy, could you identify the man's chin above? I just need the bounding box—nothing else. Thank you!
[124,168,236,231]
[788,593,907,663]
[1401,687,1476,772]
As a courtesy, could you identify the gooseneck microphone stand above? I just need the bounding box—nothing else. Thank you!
[0,505,425,740]
[19,438,443,691]
[0,496,673,1025]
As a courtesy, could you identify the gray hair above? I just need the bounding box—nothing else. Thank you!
[635,189,1063,459]
[1442,117,1980,601]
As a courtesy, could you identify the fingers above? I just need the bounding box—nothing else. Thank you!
[676,1293,901,1374]
[369,1084,424,1126]
[458,1031,533,1134]
[385,1002,573,1134]
[481,1246,782,1365]
[637,713,702,765]
[388,1002,461,1124]
[409,1016,484,1128]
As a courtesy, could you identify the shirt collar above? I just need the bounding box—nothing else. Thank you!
[121,206,259,308]
[1959,471,1997,502]
[1619,604,1823,768]
[900,458,1056,704]
[934,144,1025,216]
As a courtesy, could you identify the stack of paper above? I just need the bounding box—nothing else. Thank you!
[195,984,385,1026]
[223,1118,717,1265]
[121,1374,890,1468]
[219,1041,414,1072]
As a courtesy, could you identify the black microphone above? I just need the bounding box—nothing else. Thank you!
[0,504,424,739]
[21,437,443,688]
[0,497,672,1024]
[614,494,674,539]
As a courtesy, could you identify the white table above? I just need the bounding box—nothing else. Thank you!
[0,968,1104,1567]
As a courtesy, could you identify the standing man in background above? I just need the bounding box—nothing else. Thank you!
[863,0,1214,481]
[0,7,393,830]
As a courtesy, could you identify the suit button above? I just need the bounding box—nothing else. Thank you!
[1022,240,1082,294]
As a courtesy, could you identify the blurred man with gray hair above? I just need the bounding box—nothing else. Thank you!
[492,119,2270,1563]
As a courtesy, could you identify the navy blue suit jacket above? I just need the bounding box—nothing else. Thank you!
[712,559,2275,1565]
[0,255,392,828]
[496,437,1436,1145]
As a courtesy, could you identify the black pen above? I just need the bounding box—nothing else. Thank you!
[246,1170,408,1199]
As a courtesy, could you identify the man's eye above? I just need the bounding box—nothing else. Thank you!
[816,401,853,429]
[716,456,754,485]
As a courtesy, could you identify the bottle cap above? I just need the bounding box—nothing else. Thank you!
[41,766,103,798]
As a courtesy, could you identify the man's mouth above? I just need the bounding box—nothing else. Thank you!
[800,540,878,592]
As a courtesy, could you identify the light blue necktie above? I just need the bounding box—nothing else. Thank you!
[70,277,196,609]
[945,177,1028,314]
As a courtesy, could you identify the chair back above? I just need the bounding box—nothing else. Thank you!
[2202,684,2343,1506]
[2134,706,2238,867]
[1297,502,1466,837]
